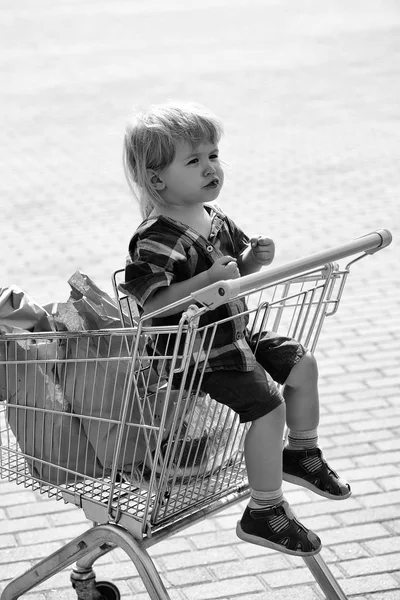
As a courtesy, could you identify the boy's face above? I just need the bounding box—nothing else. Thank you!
[157,139,224,207]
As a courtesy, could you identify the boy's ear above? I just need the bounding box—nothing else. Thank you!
[147,169,165,191]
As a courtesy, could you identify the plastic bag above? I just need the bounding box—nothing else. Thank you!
[126,392,243,489]
[46,270,123,333]
[0,285,54,334]
[159,393,242,481]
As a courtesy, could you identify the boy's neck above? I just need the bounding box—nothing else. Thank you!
[151,203,211,238]
[152,203,207,223]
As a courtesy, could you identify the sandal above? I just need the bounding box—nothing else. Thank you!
[283,447,351,500]
[236,500,321,556]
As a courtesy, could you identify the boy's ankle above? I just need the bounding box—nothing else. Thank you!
[248,487,283,509]
[286,428,318,450]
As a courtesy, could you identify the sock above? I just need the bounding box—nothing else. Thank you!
[248,487,284,510]
[287,428,318,451]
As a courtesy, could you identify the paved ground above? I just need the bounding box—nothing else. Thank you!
[1,0,400,598]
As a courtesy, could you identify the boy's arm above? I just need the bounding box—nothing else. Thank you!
[143,256,240,317]
[238,237,276,276]
[143,271,210,317]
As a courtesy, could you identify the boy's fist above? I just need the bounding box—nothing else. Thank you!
[250,236,275,266]
[208,256,240,283]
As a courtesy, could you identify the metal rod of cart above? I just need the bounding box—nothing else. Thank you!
[0,229,392,600]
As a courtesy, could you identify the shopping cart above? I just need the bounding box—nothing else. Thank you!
[0,229,392,600]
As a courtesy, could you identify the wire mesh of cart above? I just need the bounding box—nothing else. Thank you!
[0,229,392,600]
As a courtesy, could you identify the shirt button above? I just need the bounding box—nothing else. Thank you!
[236,332,243,340]
[206,245,213,253]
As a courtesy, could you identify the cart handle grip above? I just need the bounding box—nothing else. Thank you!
[190,228,392,310]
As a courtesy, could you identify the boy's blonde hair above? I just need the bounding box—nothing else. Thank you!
[123,102,223,219]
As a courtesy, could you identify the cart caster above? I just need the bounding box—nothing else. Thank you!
[71,567,120,600]
[95,581,121,600]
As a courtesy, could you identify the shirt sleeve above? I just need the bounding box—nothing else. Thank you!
[122,228,187,308]
[224,214,250,257]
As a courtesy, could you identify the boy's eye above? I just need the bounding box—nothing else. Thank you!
[210,154,219,160]
[187,158,199,165]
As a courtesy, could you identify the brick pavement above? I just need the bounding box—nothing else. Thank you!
[1,0,399,598]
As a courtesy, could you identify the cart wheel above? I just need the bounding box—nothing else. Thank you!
[95,581,121,600]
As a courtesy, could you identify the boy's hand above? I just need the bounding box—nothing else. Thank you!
[208,256,240,283]
[250,236,275,266]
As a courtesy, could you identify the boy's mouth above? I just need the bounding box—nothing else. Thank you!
[204,178,220,189]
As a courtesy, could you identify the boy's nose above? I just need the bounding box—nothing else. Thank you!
[204,163,216,176]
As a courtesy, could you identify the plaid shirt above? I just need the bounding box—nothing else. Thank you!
[122,204,257,373]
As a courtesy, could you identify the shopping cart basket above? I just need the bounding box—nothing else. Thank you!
[0,229,392,600]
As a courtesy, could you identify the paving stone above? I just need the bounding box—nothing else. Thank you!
[49,509,88,527]
[294,497,361,519]
[261,567,316,588]
[0,515,51,535]
[190,529,239,550]
[379,476,400,492]
[159,546,240,571]
[17,524,88,546]
[341,553,400,577]
[321,523,389,545]
[235,587,321,600]
[339,506,400,526]
[332,431,397,447]
[360,491,400,508]
[386,520,400,535]
[331,542,371,561]
[342,465,400,481]
[322,443,377,460]
[351,480,384,496]
[0,492,38,508]
[350,417,400,432]
[179,575,265,599]
[6,501,73,520]
[340,573,400,595]
[364,537,400,556]
[0,534,17,549]
[0,543,62,564]
[355,452,400,468]
[209,554,291,579]
[165,566,214,587]
[376,439,400,452]
[148,536,193,557]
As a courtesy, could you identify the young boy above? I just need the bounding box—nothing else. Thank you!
[122,102,351,556]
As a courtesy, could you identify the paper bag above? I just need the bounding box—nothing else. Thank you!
[0,337,103,485]
[62,332,181,472]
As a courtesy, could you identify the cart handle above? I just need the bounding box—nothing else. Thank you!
[189,228,392,310]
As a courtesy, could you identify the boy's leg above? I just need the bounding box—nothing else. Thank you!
[283,350,319,433]
[239,404,321,556]
[201,365,286,492]
[251,332,351,500]
[201,366,321,556]
[244,405,285,492]
[282,351,351,499]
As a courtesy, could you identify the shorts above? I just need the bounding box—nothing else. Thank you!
[200,332,306,423]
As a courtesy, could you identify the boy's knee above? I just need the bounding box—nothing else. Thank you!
[285,350,318,387]
[302,351,318,375]
[254,403,286,428]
